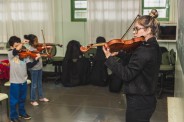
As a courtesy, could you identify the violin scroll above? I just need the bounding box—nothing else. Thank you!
[18,50,52,60]
[80,44,93,53]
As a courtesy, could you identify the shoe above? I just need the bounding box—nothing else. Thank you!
[31,101,39,106]
[39,98,49,102]
[19,114,31,120]
[10,118,22,122]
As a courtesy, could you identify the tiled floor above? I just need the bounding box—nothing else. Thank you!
[1,82,169,122]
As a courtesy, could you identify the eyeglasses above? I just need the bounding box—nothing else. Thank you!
[133,27,145,33]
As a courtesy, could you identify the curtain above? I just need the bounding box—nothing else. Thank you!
[170,0,177,23]
[0,0,55,43]
[87,0,141,43]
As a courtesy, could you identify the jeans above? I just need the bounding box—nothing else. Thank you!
[30,69,44,101]
[126,94,157,122]
[10,82,27,119]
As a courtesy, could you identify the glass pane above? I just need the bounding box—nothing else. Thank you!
[158,26,176,40]
[75,10,87,18]
[143,9,167,18]
[144,0,166,7]
[75,1,87,8]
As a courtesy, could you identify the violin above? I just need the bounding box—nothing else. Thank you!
[81,14,143,53]
[18,50,52,59]
[19,50,37,59]
[80,36,145,53]
[35,44,52,52]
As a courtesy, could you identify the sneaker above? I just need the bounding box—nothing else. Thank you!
[19,114,31,120]
[10,118,22,122]
[39,98,49,102]
[31,101,39,106]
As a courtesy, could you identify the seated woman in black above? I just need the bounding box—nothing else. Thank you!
[62,40,90,87]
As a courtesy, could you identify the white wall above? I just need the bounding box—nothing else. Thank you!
[54,0,87,57]
[175,56,184,97]
[175,0,184,98]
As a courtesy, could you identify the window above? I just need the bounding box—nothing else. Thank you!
[142,0,170,21]
[71,0,87,22]
[158,25,177,40]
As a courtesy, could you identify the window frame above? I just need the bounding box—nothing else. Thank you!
[142,0,170,21]
[71,0,87,22]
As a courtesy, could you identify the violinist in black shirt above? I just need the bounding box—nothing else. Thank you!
[103,9,161,122]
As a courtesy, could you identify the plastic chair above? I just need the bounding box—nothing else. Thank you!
[84,48,97,59]
[4,79,32,98]
[158,49,176,98]
[0,93,9,117]
[4,79,31,86]
[160,46,168,55]
[42,45,64,84]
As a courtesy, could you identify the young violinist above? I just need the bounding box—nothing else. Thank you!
[8,36,40,122]
[24,34,49,106]
[103,9,161,122]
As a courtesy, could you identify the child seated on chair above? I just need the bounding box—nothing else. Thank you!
[8,36,40,122]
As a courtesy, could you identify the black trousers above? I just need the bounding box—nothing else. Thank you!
[126,94,157,122]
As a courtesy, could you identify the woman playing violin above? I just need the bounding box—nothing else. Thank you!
[103,9,161,122]
[24,34,49,106]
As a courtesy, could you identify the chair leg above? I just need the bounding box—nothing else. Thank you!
[6,98,9,118]
[0,101,2,118]
[29,84,31,98]
[158,73,164,98]
[119,93,126,105]
[54,65,62,84]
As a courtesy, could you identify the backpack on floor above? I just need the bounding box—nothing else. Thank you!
[87,59,109,86]
[61,40,90,87]
[87,37,109,86]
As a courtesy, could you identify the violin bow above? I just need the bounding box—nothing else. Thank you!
[121,14,140,39]
[41,30,49,55]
